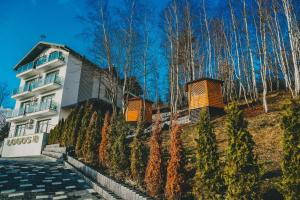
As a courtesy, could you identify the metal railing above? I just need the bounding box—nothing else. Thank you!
[16,51,65,74]
[6,101,58,119]
[12,75,62,96]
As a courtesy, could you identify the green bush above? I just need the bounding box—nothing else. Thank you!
[224,103,259,200]
[280,100,300,200]
[193,108,225,199]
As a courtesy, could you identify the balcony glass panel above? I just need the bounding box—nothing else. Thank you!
[6,107,25,119]
[27,101,57,113]
[32,75,62,89]
[16,61,35,74]
[48,51,64,62]
[35,56,47,66]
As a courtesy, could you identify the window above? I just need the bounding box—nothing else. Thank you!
[45,71,59,84]
[24,78,37,91]
[36,119,50,133]
[15,124,26,137]
[21,101,33,114]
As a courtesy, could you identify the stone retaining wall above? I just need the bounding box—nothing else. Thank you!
[66,156,151,200]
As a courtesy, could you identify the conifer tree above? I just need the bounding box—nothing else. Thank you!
[49,119,64,145]
[165,120,185,200]
[111,114,130,173]
[71,106,84,147]
[224,103,259,200]
[99,112,110,168]
[280,100,300,200]
[145,113,163,198]
[61,108,77,147]
[193,108,225,200]
[130,114,147,185]
[75,102,93,158]
[83,111,101,165]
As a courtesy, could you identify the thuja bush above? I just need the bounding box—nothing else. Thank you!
[224,103,259,200]
[83,111,101,165]
[61,108,78,147]
[280,100,300,200]
[130,115,148,185]
[165,120,185,200]
[193,108,225,200]
[144,113,163,198]
[99,112,110,168]
[75,102,94,158]
[71,106,84,147]
[110,114,130,174]
[48,119,64,144]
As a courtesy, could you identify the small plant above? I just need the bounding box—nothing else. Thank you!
[193,108,225,200]
[224,103,259,200]
[280,100,300,200]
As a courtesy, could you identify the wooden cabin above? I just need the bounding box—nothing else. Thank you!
[125,97,152,123]
[186,78,224,119]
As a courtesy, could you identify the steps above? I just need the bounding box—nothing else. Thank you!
[41,144,66,162]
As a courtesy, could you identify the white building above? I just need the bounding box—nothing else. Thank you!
[1,42,124,157]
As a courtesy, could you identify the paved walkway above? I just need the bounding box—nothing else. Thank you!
[0,156,104,199]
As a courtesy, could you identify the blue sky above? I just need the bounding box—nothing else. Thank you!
[0,0,226,108]
[0,0,168,108]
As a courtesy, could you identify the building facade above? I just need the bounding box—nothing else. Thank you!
[2,42,122,157]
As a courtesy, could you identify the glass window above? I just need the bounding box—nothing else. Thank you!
[45,71,59,84]
[15,124,26,137]
[24,78,37,91]
[36,119,50,133]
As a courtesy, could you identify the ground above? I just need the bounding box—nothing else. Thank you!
[0,156,104,200]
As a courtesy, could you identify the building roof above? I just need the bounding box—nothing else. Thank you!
[13,41,100,71]
[128,97,153,104]
[185,78,223,91]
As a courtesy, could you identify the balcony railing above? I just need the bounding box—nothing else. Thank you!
[6,101,58,119]
[16,51,65,75]
[12,75,62,97]
[16,61,35,74]
[33,75,62,89]
[12,84,33,96]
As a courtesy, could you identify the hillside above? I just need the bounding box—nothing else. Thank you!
[161,92,291,199]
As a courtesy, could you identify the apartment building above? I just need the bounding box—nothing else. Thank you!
[2,42,123,157]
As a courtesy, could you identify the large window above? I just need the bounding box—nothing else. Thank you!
[15,124,26,137]
[36,119,50,133]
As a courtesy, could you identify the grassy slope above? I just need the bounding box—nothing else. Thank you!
[161,92,291,198]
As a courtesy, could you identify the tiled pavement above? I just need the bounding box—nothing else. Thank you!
[0,156,104,200]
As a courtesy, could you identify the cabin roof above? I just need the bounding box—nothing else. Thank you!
[185,78,223,91]
[128,97,153,104]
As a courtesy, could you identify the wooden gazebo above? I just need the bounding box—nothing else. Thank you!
[125,97,152,123]
[185,78,224,120]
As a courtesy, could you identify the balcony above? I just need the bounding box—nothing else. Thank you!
[35,51,65,72]
[11,85,35,100]
[32,75,62,94]
[16,51,65,77]
[6,101,58,122]
[16,62,38,78]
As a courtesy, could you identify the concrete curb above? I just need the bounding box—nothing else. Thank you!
[65,156,152,200]
[64,161,121,200]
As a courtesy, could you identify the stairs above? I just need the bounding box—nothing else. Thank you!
[41,144,66,162]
